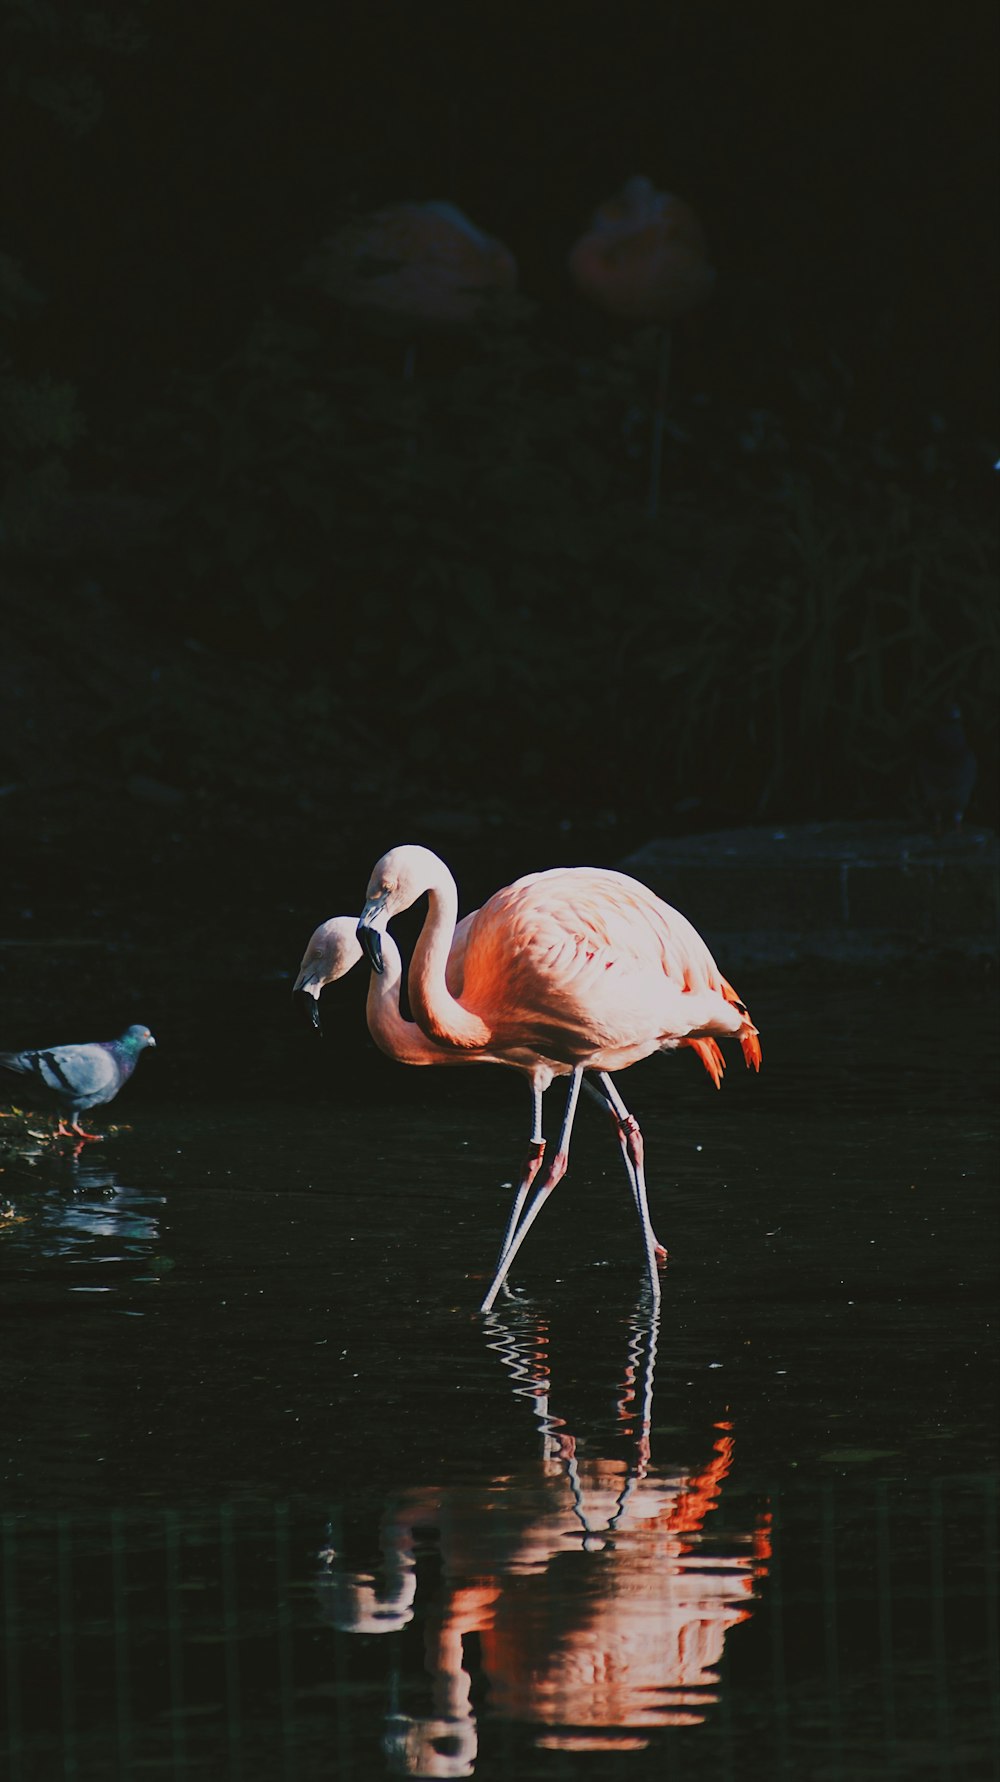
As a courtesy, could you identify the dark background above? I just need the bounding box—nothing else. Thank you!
[0,30,997,1775]
[1,0,997,859]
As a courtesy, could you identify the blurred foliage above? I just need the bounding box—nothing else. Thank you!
[0,251,85,545]
[0,0,996,828]
[104,295,997,825]
[2,0,149,134]
[0,0,148,543]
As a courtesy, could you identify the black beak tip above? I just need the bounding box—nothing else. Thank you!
[294,987,323,1033]
[357,923,384,974]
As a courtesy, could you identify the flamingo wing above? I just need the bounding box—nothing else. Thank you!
[455,868,729,1063]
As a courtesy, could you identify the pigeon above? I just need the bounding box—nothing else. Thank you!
[914,704,978,832]
[0,1024,156,1139]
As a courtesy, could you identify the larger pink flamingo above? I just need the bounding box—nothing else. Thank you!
[568,175,714,518]
[356,846,760,1310]
[294,916,706,1281]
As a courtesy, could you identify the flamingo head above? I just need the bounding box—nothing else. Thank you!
[293,916,364,1029]
[357,844,446,973]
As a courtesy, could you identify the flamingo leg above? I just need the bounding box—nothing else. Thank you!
[593,1072,664,1300]
[580,1076,644,1225]
[494,1083,547,1273]
[480,1068,584,1313]
[582,1074,667,1260]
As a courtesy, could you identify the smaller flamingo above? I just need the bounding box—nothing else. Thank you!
[568,175,714,518]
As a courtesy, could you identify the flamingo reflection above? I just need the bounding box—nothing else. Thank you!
[317,1303,770,1773]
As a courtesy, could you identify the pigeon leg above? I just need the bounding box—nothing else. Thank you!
[59,1119,103,1142]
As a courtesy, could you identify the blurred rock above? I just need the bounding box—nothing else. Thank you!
[619,822,999,966]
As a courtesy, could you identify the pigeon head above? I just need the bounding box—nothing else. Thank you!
[120,1025,156,1053]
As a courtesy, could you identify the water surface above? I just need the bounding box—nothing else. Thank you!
[2,974,997,1778]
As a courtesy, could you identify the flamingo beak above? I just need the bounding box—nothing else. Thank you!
[293,983,324,1031]
[356,901,386,974]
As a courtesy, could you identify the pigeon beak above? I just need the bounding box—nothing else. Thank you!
[357,900,386,975]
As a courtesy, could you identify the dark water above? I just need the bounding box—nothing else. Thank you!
[1,975,997,1779]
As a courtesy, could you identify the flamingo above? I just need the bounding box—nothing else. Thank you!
[293,916,686,1281]
[309,200,517,326]
[568,175,714,519]
[567,177,714,327]
[355,846,761,1311]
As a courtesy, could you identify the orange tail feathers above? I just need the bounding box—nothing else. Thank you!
[683,1036,726,1088]
[720,977,762,1073]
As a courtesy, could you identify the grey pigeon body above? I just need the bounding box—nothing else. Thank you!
[0,1024,156,1136]
[915,704,977,831]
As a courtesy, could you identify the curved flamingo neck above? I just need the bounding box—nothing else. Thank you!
[407,862,491,1051]
[365,938,441,1065]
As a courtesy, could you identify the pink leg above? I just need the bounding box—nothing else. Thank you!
[538,1145,570,1191]
[588,1069,666,1254]
[56,1119,102,1143]
[594,1074,664,1297]
[614,1111,666,1260]
[481,1070,583,1313]
[495,1135,546,1271]
[582,1075,666,1258]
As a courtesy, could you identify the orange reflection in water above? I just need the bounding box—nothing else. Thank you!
[317,1305,770,1775]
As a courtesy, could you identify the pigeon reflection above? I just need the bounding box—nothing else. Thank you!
[316,1302,770,1775]
[27,1155,163,1260]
